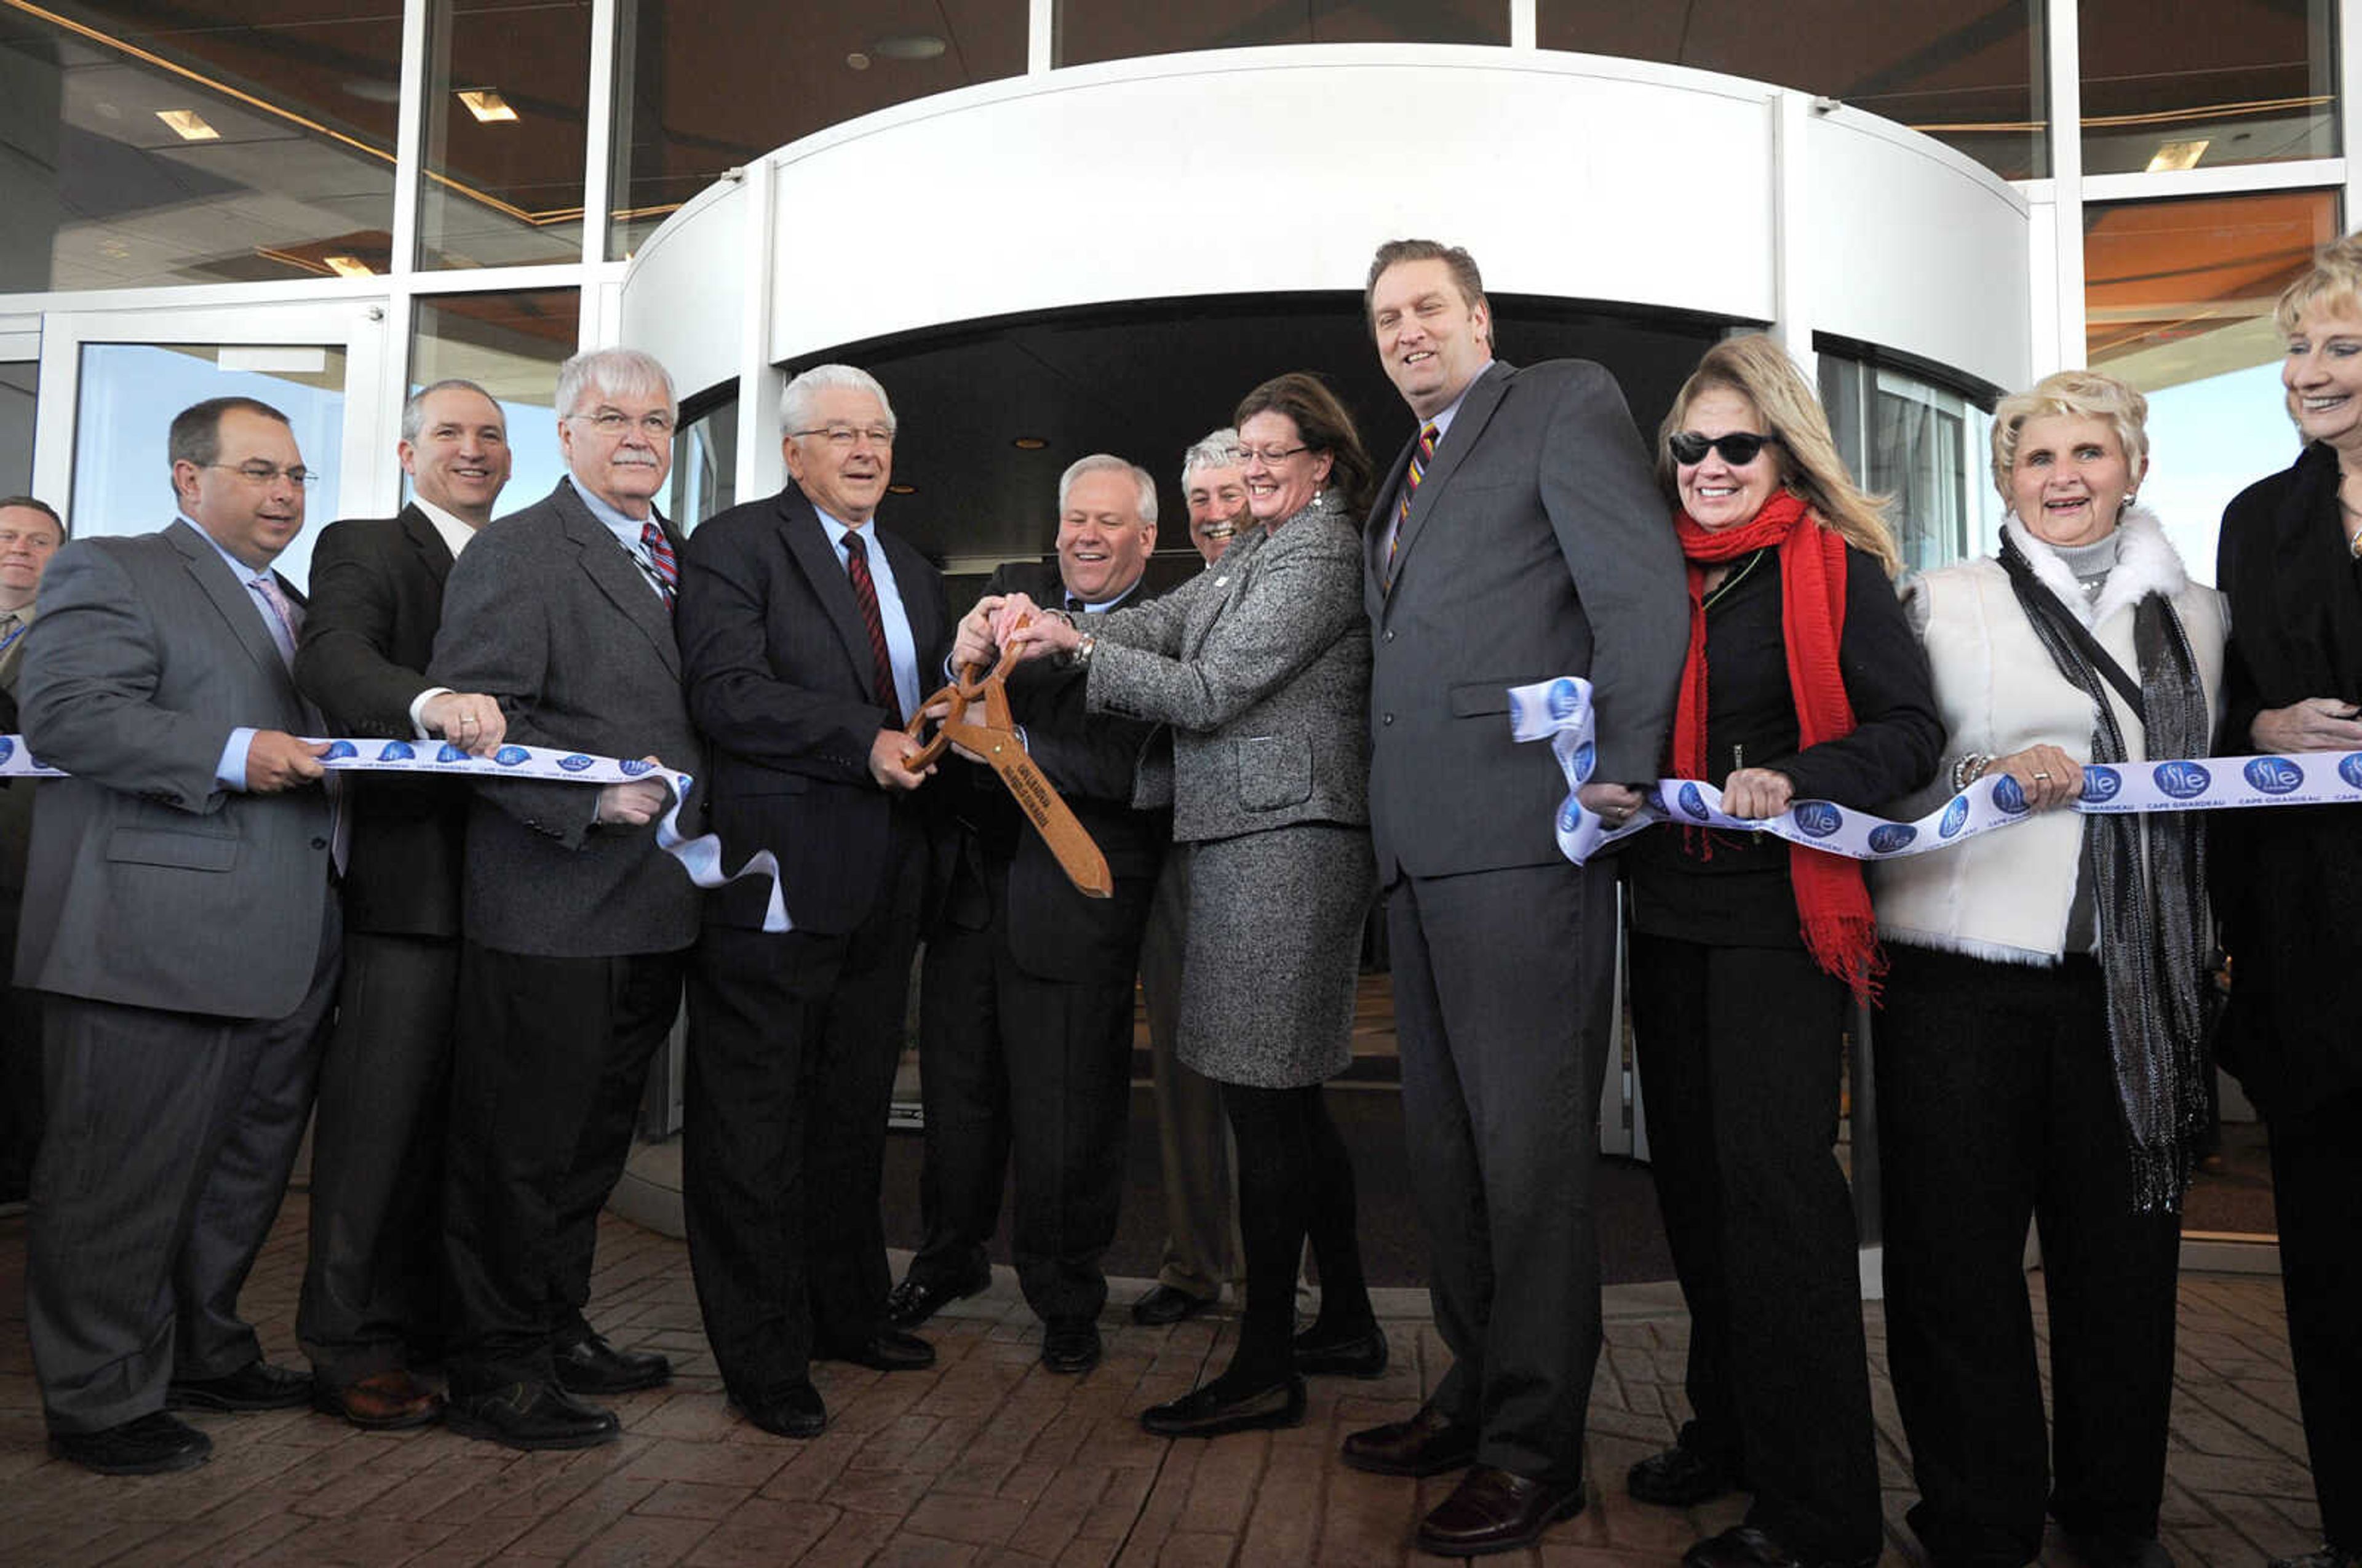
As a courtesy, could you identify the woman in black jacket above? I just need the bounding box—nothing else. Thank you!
[1606,335,1941,1568]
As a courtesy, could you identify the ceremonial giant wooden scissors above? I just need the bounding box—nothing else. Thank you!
[904,613,1113,899]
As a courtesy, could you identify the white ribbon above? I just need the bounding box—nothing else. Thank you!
[1510,675,2362,867]
[0,733,792,932]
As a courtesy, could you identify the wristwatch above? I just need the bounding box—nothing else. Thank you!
[1072,631,1097,667]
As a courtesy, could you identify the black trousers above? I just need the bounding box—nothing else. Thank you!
[2268,1087,2362,1551]
[298,930,459,1388]
[1627,933,1880,1562]
[908,872,1137,1324]
[1876,946,2181,1567]
[683,823,926,1407]
[442,942,685,1396]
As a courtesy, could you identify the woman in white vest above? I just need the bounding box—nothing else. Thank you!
[1872,369,2225,1568]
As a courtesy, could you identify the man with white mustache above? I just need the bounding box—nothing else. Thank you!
[1182,428,1250,565]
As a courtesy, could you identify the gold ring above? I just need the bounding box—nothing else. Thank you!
[2033,770,2051,781]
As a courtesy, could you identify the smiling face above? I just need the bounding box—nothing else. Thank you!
[1056,467,1156,604]
[2284,302,2362,454]
[558,382,674,518]
[1672,388,1781,530]
[1184,462,1248,563]
[1238,410,1332,527]
[0,504,61,603]
[1369,257,1492,421]
[400,385,512,527]
[174,407,307,570]
[782,386,894,526]
[2008,413,2142,549]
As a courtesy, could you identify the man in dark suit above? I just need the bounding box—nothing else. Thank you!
[17,397,341,1474]
[886,453,1166,1374]
[1342,240,1688,1554]
[291,378,514,1429]
[428,348,703,1451]
[675,362,948,1439]
[0,495,65,1209]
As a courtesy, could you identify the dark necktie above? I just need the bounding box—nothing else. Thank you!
[842,530,901,722]
[640,520,677,605]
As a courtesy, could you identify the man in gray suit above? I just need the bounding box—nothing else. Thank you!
[1343,239,1687,1554]
[17,396,341,1474]
[429,347,702,1452]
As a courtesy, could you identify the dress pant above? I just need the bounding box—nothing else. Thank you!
[442,941,685,1397]
[1628,933,1880,1564]
[30,902,340,1433]
[1137,848,1236,1301]
[683,818,926,1408]
[2267,1087,2362,1551]
[1387,861,1613,1487]
[297,930,459,1388]
[1876,946,2182,1567]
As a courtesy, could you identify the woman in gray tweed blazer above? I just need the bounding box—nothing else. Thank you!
[968,373,1381,1441]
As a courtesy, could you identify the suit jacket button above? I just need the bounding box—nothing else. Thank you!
[310,836,327,850]
[1383,629,1395,642]
[1382,713,1395,726]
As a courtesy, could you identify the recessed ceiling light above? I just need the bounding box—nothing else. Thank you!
[871,34,947,61]
[322,255,374,279]
[845,51,872,70]
[456,89,518,124]
[888,483,916,495]
[2145,138,2209,173]
[156,108,218,141]
[1012,436,1049,450]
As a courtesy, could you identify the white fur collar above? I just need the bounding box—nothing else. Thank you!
[2000,507,2189,630]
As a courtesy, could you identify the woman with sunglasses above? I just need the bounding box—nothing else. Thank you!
[1612,334,1939,1568]
[1872,370,2223,1568]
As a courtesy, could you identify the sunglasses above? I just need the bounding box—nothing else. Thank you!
[1669,430,1781,466]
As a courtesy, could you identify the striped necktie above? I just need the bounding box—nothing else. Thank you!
[1386,421,1439,586]
[640,520,677,605]
[842,530,901,723]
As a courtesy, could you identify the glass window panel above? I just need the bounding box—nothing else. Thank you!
[666,392,737,533]
[1536,1,2047,181]
[419,0,589,270]
[1056,0,1506,66]
[1819,352,1984,575]
[0,363,37,499]
[0,1,400,293]
[608,1,1026,260]
[2085,190,2340,586]
[2080,0,2335,177]
[409,289,581,513]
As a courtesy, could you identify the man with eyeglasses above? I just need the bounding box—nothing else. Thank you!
[674,362,949,1439]
[426,347,703,1451]
[288,378,515,1432]
[15,396,341,1473]
[1342,239,1686,1554]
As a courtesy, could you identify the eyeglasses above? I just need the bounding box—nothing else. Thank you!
[1668,431,1781,466]
[568,410,677,438]
[206,462,319,487]
[1237,444,1306,465]
[790,424,896,450]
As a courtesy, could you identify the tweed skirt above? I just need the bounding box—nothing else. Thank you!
[1177,822,1375,1089]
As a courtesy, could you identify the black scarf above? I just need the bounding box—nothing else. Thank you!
[1998,532,2211,1211]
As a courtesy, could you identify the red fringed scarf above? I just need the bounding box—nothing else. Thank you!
[1671,489,1885,1001]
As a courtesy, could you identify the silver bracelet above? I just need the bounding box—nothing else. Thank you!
[1949,752,1992,793]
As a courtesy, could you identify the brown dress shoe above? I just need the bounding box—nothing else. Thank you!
[1416,1465,1586,1556]
[1340,1402,1479,1476]
[315,1368,445,1430]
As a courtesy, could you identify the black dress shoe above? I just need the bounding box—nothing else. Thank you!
[1292,1321,1388,1378]
[1417,1465,1586,1557]
[736,1382,827,1439]
[49,1411,213,1475]
[1129,1284,1217,1326]
[1140,1374,1305,1438]
[817,1328,936,1372]
[167,1359,312,1412]
[446,1382,621,1451]
[1628,1436,1741,1506]
[552,1331,670,1395]
[885,1265,993,1331]
[1340,1402,1479,1476]
[1682,1524,1879,1568]
[1042,1318,1102,1374]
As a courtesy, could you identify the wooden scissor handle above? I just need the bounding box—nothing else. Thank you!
[903,612,1031,770]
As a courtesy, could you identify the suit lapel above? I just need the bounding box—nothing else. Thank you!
[1366,440,1415,596]
[1383,361,1514,595]
[781,486,880,696]
[168,519,291,688]
[552,481,681,679]
[398,503,453,591]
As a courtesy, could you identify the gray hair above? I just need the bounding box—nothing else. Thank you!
[400,378,503,444]
[1180,427,1244,487]
[779,364,897,436]
[555,348,676,423]
[1058,453,1158,527]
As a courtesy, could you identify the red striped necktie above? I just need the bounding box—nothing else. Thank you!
[640,520,678,605]
[842,530,901,723]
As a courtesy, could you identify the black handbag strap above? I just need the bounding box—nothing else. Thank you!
[1997,535,2147,719]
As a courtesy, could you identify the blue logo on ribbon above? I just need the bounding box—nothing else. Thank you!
[1868,823,1918,854]
[378,741,415,762]
[2080,765,2121,803]
[2244,756,2305,796]
[558,754,597,773]
[322,740,357,760]
[1557,799,1582,835]
[435,742,471,763]
[1939,796,1971,838]
[1678,782,1711,822]
[493,745,530,766]
[1546,678,1581,722]
[1570,740,1594,782]
[619,758,656,778]
[2153,760,2211,800]
[1990,773,2029,815]
[1792,802,1842,838]
[0,736,14,766]
[2341,753,2362,790]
